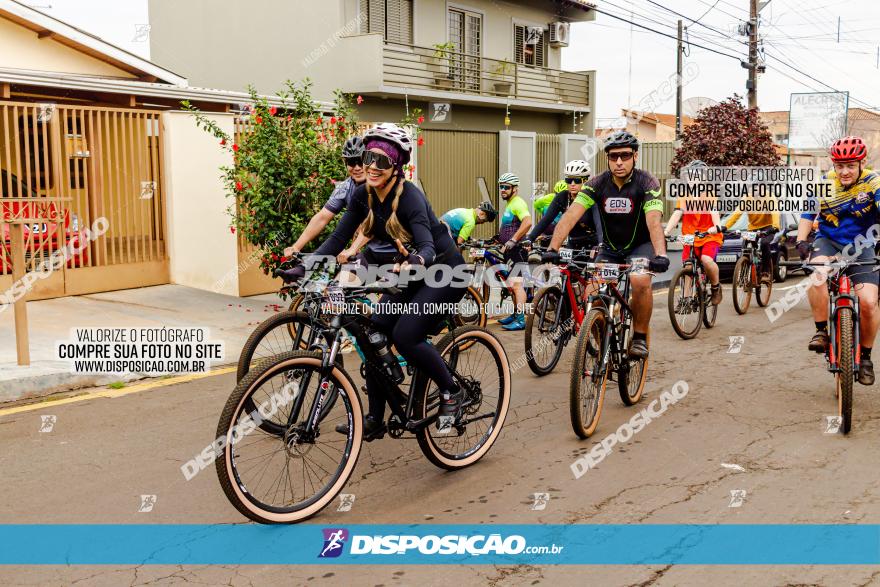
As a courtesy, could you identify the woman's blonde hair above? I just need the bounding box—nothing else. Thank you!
[361,177,412,243]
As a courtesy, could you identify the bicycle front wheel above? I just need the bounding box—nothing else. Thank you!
[668,266,704,339]
[570,309,609,439]
[237,310,329,382]
[216,351,363,524]
[732,257,752,315]
[525,286,570,376]
[415,326,511,470]
[837,308,855,434]
[756,266,773,307]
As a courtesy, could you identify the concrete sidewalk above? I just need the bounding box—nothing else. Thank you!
[0,285,286,403]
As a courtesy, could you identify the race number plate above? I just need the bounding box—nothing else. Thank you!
[679,234,695,245]
[717,254,737,263]
[595,264,619,283]
[321,286,345,313]
[559,248,573,262]
[741,231,757,242]
[470,248,486,259]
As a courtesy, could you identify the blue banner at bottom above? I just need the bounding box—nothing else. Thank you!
[0,524,878,565]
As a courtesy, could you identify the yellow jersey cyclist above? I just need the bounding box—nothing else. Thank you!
[496,172,533,331]
[526,159,600,249]
[544,131,668,359]
[532,180,569,237]
[440,202,497,245]
[796,136,880,385]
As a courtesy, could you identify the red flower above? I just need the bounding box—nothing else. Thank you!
[220,138,226,146]
[316,117,323,125]
[230,226,236,234]
[356,95,364,105]
[330,179,337,185]
[417,115,425,124]
[232,144,239,152]
[255,116,263,124]
[318,133,326,142]
[417,136,424,146]
[269,106,277,116]
[331,116,337,125]
[271,253,279,261]
[339,117,345,123]
[235,181,243,191]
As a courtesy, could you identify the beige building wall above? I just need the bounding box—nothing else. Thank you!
[0,16,136,78]
[161,111,239,295]
[150,0,591,103]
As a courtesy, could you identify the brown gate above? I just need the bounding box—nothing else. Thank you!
[0,102,168,300]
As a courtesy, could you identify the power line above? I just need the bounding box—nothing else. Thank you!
[693,0,723,25]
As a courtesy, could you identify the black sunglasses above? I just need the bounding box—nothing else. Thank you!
[564,177,584,184]
[362,151,394,170]
[499,184,514,191]
[344,156,363,167]
[607,151,634,162]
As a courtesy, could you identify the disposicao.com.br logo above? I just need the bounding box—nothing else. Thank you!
[318,528,563,558]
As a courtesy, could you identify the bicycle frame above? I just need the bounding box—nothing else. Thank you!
[587,267,636,379]
[827,272,861,374]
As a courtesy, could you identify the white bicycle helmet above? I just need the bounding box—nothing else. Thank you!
[498,172,519,186]
[363,123,413,165]
[564,159,591,178]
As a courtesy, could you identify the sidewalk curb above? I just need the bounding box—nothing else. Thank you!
[0,367,148,404]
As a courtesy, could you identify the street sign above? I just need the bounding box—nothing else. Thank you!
[788,92,848,151]
[429,102,451,123]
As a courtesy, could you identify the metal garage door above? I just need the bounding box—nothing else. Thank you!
[417,130,498,240]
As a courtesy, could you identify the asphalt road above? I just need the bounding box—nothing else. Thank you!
[3,281,880,586]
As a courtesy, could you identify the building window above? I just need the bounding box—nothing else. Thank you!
[360,0,413,45]
[514,24,547,67]
[448,8,482,90]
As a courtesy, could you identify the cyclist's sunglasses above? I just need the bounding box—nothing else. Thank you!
[564,177,584,184]
[607,151,635,162]
[344,156,363,167]
[499,184,514,191]
[362,151,395,170]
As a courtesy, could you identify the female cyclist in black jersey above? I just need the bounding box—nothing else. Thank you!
[303,123,469,439]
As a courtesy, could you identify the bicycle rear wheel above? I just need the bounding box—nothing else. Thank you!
[732,257,752,315]
[415,326,511,470]
[668,266,704,339]
[837,308,855,434]
[216,351,362,523]
[525,286,570,376]
[618,329,649,406]
[570,309,609,439]
[756,265,773,307]
[703,284,718,328]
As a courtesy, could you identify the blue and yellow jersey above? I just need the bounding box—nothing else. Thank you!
[801,169,880,245]
[440,208,477,240]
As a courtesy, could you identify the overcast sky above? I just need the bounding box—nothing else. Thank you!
[30,0,880,120]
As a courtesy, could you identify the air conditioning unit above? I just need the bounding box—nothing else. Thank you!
[549,21,570,47]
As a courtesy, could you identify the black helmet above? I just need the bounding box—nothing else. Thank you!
[603,131,639,152]
[478,201,497,221]
[342,135,365,159]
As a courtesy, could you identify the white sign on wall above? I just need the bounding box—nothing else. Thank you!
[788,92,848,151]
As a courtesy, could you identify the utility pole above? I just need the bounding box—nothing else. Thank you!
[747,0,758,110]
[676,19,683,139]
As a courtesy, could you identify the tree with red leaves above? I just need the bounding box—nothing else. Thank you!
[671,95,780,177]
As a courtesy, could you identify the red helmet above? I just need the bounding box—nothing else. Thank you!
[829,136,867,163]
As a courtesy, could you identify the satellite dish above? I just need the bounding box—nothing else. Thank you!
[682,97,718,118]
